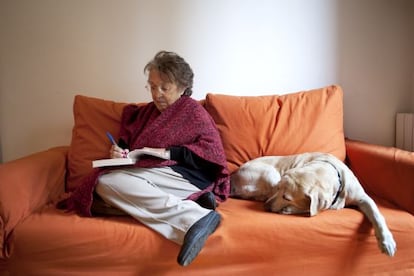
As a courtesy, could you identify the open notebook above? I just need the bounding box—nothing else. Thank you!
[92,148,169,168]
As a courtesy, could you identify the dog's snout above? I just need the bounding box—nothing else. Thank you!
[264,199,273,212]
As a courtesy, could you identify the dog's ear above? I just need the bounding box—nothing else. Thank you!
[307,192,320,217]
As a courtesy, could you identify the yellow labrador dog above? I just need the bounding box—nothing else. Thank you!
[230,152,396,257]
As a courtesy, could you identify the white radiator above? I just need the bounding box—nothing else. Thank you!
[396,113,414,151]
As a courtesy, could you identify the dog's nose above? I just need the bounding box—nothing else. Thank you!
[263,199,273,212]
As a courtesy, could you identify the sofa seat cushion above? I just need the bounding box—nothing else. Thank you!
[8,201,414,275]
[205,85,345,173]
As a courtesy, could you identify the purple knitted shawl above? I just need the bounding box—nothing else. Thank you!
[61,96,230,216]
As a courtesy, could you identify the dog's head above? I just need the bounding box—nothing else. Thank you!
[264,167,333,216]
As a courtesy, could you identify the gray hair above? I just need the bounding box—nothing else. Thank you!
[144,51,194,96]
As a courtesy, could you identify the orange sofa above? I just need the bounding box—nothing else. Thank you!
[1,85,414,275]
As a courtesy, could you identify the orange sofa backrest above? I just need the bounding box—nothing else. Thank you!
[66,85,345,190]
[205,85,345,173]
[67,96,127,191]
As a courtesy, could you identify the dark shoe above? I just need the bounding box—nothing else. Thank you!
[195,192,217,210]
[177,211,221,266]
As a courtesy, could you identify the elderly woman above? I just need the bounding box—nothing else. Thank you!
[61,51,230,266]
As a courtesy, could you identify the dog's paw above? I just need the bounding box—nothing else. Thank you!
[378,231,397,257]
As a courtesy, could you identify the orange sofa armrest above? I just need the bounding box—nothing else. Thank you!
[345,139,414,215]
[0,146,68,259]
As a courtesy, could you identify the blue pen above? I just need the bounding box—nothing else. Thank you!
[106,132,117,146]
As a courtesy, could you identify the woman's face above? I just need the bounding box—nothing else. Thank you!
[147,69,184,112]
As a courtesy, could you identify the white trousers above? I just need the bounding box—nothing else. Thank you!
[95,167,210,244]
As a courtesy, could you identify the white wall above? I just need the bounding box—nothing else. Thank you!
[0,0,413,162]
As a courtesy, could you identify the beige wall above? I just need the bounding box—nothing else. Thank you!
[1,0,413,162]
[338,0,414,145]
[412,1,414,111]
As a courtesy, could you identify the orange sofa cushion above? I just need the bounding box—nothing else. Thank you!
[67,95,128,191]
[205,85,346,173]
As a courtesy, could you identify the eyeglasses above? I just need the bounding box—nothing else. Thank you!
[145,82,174,94]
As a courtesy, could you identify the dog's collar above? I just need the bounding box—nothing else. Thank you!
[317,160,344,207]
[330,169,344,207]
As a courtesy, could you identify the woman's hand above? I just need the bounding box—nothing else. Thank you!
[141,147,170,159]
[110,145,129,159]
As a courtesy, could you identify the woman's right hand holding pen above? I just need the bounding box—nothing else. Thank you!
[106,132,129,159]
[110,145,129,159]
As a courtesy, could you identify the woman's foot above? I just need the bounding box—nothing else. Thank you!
[177,211,221,266]
[195,191,217,210]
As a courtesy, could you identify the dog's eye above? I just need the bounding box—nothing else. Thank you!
[282,194,292,201]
